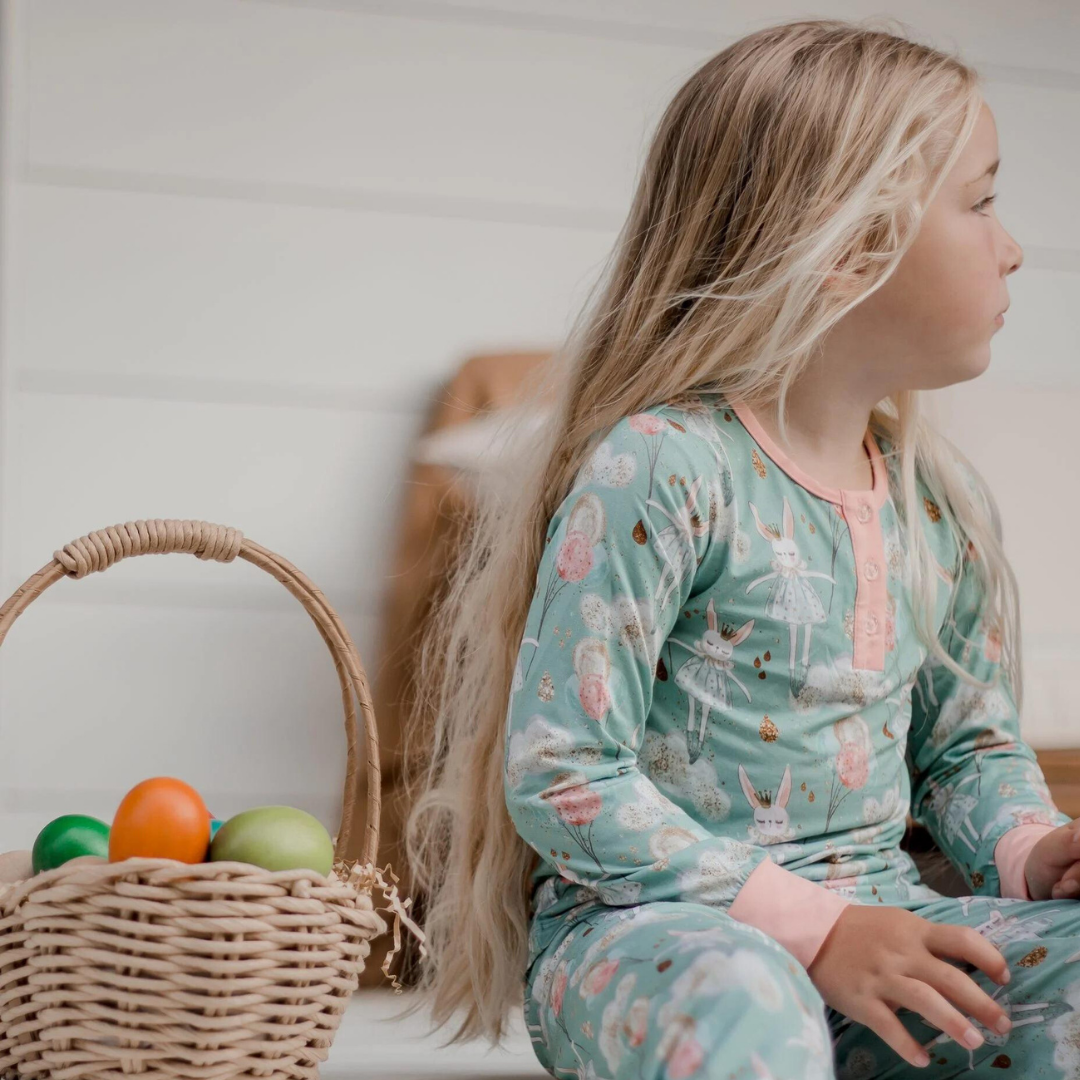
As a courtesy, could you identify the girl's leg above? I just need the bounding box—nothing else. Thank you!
[829,893,1080,1079]
[524,899,837,1079]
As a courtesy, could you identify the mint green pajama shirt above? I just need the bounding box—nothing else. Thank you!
[504,391,1080,1078]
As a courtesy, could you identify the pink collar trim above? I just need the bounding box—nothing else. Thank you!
[725,393,888,509]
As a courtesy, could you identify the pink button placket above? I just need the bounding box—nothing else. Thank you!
[842,488,889,671]
[727,394,890,672]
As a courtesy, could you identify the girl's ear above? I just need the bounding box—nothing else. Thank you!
[823,248,870,299]
[823,250,849,290]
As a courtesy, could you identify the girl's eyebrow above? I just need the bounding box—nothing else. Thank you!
[966,158,1000,185]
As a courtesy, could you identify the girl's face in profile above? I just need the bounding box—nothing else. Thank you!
[848,100,1023,390]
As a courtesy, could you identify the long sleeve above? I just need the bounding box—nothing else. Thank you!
[907,522,1070,899]
[503,411,851,970]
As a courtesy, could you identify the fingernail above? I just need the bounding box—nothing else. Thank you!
[915,1050,931,1067]
[1064,882,1079,896]
[962,1027,984,1049]
[996,1016,1012,1034]
[1001,966,1011,983]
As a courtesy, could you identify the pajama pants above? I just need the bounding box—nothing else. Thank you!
[522,893,1080,1079]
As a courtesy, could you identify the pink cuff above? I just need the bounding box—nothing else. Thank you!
[994,823,1058,899]
[727,856,852,969]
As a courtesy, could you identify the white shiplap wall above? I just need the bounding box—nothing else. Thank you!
[0,1,1077,857]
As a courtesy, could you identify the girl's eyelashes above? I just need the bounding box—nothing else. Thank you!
[973,192,998,214]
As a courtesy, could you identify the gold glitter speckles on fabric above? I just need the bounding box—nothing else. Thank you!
[924,496,942,523]
[538,672,555,702]
[759,716,778,742]
[1019,946,1048,968]
[751,449,767,479]
[632,520,648,545]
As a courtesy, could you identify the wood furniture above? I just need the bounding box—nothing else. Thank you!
[1036,749,1080,819]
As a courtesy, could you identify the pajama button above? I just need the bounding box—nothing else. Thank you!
[866,613,879,634]
[856,503,873,523]
[864,560,879,580]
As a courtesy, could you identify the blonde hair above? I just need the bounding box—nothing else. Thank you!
[394,17,1015,1046]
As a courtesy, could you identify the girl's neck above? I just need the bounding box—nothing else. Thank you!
[735,378,881,493]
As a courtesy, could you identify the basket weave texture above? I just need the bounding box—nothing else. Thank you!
[0,520,426,1080]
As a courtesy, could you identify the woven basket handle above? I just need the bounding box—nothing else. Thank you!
[0,519,379,869]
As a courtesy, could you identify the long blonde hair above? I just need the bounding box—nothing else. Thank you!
[394,17,1017,1046]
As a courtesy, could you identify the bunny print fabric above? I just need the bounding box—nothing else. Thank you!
[521,892,1080,1079]
[504,391,1079,1078]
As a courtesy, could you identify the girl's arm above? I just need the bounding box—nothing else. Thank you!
[907,527,1071,899]
[503,411,851,971]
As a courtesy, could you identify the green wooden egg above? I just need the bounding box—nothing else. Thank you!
[32,815,111,874]
[209,806,334,876]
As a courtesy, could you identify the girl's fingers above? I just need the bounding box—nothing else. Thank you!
[1051,862,1080,899]
[917,957,1012,1037]
[860,1002,934,1069]
[893,975,991,1053]
[926,923,1010,984]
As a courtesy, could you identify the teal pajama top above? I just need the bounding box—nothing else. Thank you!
[503,389,1069,979]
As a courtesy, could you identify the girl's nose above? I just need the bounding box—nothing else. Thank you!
[1002,229,1023,275]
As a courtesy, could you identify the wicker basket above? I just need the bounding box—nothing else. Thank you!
[0,520,426,1080]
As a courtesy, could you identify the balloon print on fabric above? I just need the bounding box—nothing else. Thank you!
[554,492,609,585]
[561,638,629,759]
[626,412,672,502]
[578,590,664,676]
[522,492,609,686]
[825,715,872,832]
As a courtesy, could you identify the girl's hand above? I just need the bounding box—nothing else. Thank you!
[1023,821,1080,900]
[1050,867,1080,901]
[805,905,1012,1069]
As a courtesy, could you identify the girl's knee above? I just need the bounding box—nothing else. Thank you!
[674,932,835,1077]
[526,902,835,1079]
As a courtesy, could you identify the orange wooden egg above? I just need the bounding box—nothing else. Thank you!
[109,777,210,864]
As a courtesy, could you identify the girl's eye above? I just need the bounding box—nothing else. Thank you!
[974,192,998,214]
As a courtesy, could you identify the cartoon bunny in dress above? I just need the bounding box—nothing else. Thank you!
[671,598,754,764]
[647,474,710,611]
[921,773,980,855]
[738,762,797,844]
[745,495,835,690]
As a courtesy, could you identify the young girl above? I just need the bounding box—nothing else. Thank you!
[397,18,1080,1079]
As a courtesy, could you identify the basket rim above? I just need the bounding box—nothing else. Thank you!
[0,519,379,869]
